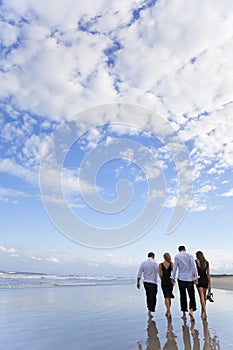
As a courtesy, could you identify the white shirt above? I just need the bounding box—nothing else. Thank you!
[171,251,198,282]
[137,257,158,284]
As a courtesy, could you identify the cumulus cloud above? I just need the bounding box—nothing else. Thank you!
[0,0,233,213]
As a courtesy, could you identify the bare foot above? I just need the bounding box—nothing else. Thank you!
[182,312,187,320]
[148,311,153,318]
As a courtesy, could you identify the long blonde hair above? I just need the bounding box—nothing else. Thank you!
[163,252,172,263]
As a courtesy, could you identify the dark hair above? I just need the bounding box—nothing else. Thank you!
[196,251,208,269]
[148,252,155,258]
[178,245,186,252]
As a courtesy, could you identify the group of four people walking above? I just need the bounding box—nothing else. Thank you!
[137,245,212,320]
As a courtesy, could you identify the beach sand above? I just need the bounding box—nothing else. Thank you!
[1,280,233,350]
[211,275,233,291]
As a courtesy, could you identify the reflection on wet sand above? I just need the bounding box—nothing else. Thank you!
[137,319,178,350]
[182,318,199,350]
[146,319,161,350]
[182,318,220,350]
[163,318,178,350]
[202,320,220,350]
[138,318,220,350]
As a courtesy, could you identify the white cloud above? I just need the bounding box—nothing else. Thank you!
[0,158,36,184]
[0,0,232,121]
[31,256,42,261]
[0,21,18,46]
[0,187,32,204]
[86,127,104,149]
[0,0,233,212]
[0,244,16,254]
[40,167,96,205]
[46,256,61,264]
[219,188,233,197]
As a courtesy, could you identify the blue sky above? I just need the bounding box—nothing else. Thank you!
[0,0,233,276]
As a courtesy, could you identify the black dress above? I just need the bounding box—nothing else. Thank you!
[196,261,209,289]
[160,263,174,298]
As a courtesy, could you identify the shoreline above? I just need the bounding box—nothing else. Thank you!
[211,275,233,291]
[1,274,233,291]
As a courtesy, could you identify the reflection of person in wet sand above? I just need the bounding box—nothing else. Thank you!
[202,320,220,350]
[182,318,199,350]
[182,318,192,350]
[181,318,220,350]
[202,320,211,350]
[163,318,178,350]
[146,319,161,350]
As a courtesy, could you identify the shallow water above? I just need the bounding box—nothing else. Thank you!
[0,284,232,349]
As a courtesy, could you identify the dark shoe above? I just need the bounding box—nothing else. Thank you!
[206,291,214,302]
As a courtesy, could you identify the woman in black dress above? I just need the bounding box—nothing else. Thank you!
[159,252,174,319]
[195,251,211,319]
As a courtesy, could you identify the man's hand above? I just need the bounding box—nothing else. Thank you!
[137,282,140,289]
[171,278,176,285]
[193,279,198,285]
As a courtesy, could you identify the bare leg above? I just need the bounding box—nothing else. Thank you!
[165,298,171,318]
[189,308,195,321]
[197,287,207,319]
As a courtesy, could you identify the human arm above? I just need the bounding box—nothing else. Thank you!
[171,257,177,283]
[207,263,211,291]
[137,262,143,289]
[191,255,199,282]
[158,263,163,280]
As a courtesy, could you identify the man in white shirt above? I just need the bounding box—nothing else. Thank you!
[137,252,159,318]
[171,245,198,320]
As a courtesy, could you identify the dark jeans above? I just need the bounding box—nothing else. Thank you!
[143,282,158,312]
[178,279,196,312]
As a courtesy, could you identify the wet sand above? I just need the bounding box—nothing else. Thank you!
[0,283,233,350]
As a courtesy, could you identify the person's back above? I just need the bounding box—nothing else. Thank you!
[196,261,208,282]
[173,251,197,282]
[137,252,159,318]
[171,246,198,321]
[161,263,172,283]
[139,257,158,284]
